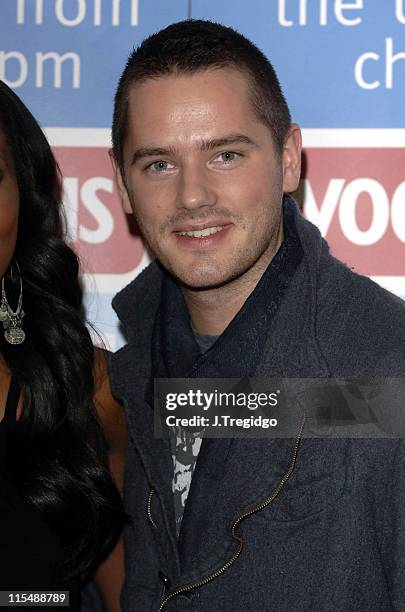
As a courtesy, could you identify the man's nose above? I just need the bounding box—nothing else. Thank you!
[176,164,216,210]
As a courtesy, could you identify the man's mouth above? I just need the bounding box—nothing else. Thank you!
[177,225,226,238]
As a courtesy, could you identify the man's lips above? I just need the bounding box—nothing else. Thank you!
[172,221,232,238]
[170,221,233,247]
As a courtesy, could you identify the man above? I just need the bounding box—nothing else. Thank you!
[109,20,405,611]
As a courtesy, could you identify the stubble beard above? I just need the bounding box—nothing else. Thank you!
[152,207,283,293]
[133,188,284,293]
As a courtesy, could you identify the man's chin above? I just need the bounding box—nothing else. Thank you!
[179,278,227,292]
[169,266,244,292]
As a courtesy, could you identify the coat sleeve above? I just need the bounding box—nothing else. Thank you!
[376,439,405,610]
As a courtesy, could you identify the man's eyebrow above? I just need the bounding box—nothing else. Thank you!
[131,146,176,166]
[130,134,257,165]
[200,134,258,151]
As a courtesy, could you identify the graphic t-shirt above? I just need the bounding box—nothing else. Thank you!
[171,332,218,536]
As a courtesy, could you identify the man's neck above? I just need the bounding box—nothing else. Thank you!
[182,282,248,336]
[182,230,283,336]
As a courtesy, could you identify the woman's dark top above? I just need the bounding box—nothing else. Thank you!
[0,377,78,610]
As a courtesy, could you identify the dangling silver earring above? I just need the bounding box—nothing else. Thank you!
[0,262,25,345]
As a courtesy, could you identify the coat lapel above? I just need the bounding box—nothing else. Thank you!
[110,264,178,551]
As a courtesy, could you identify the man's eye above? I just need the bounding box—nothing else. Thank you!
[153,161,168,171]
[217,151,239,163]
[147,160,173,172]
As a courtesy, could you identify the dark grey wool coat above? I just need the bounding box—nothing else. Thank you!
[108,198,405,611]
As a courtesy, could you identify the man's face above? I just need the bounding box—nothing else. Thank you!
[120,67,301,289]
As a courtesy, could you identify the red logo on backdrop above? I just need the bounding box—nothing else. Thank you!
[54,146,405,279]
[302,148,405,276]
[54,147,144,275]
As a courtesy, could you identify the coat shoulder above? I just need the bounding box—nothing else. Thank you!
[315,255,405,375]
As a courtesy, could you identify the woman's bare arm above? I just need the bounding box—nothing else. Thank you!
[92,348,127,612]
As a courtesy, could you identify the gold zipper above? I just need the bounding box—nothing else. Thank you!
[157,415,306,611]
[147,487,158,529]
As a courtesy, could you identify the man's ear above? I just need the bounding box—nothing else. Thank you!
[282,124,302,193]
[109,149,132,214]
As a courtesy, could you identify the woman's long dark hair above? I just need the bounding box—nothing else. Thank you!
[0,81,123,578]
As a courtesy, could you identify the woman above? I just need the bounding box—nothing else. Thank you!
[0,81,125,610]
